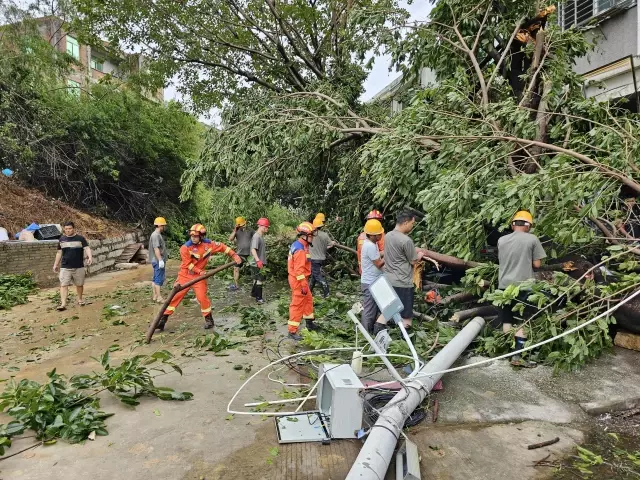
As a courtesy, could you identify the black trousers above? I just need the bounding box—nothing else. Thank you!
[309,260,329,297]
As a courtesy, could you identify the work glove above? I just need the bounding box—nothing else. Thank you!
[257,260,264,269]
[158,260,165,269]
[233,254,243,265]
[301,285,309,295]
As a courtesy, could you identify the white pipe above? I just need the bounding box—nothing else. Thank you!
[346,317,486,480]
[396,320,421,377]
[347,310,404,382]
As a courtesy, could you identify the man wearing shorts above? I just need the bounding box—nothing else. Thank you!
[149,217,168,303]
[360,219,385,334]
[53,222,92,311]
[228,217,254,291]
[373,211,424,335]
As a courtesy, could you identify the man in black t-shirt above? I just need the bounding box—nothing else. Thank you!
[53,222,93,311]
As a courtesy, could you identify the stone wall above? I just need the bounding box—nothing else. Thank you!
[0,231,146,286]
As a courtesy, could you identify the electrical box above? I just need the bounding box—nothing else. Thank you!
[316,364,364,439]
[396,439,421,480]
[369,275,404,322]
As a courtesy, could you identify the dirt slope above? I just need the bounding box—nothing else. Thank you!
[0,176,131,239]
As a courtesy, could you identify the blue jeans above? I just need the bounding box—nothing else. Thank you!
[152,262,166,286]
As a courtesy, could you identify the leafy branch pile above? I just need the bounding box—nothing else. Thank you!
[0,349,192,457]
[237,307,277,337]
[0,274,37,310]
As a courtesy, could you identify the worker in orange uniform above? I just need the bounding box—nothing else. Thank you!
[287,221,318,341]
[357,210,385,274]
[156,223,242,332]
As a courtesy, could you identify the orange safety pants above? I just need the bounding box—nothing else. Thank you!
[164,277,212,317]
[288,289,314,334]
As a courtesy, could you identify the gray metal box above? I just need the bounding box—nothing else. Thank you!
[316,363,364,439]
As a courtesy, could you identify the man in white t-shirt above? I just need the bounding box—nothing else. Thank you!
[360,219,385,333]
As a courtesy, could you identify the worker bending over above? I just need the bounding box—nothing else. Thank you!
[360,219,385,333]
[309,216,334,298]
[250,217,270,304]
[357,210,385,274]
[228,216,254,291]
[497,210,546,368]
[156,224,242,332]
[372,211,424,335]
[287,222,318,340]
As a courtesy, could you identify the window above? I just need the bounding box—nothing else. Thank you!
[90,56,104,72]
[559,0,636,29]
[66,35,80,59]
[67,79,81,97]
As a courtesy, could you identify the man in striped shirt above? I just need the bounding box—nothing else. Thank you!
[53,222,92,311]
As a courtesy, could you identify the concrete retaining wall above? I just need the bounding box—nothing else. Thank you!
[0,231,147,286]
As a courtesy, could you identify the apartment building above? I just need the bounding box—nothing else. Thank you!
[368,67,437,113]
[559,0,640,111]
[35,16,163,102]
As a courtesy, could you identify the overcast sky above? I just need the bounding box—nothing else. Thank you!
[164,1,433,121]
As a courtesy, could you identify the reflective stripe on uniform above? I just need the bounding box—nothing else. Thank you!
[203,248,212,258]
[188,263,195,271]
[296,274,305,280]
[288,320,301,327]
[302,314,314,320]
[224,247,231,254]
[201,307,212,314]
[306,254,311,259]
[190,252,200,259]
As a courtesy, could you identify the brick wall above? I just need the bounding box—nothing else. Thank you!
[0,232,147,287]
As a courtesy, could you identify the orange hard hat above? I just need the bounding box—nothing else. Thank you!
[189,223,206,236]
[366,209,383,220]
[296,221,315,235]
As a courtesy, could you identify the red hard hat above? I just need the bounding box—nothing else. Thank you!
[366,209,383,220]
[257,217,270,227]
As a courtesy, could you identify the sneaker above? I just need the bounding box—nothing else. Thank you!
[288,332,302,341]
[256,298,265,305]
[203,314,215,330]
[228,284,239,292]
[510,355,537,368]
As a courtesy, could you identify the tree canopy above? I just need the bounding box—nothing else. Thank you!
[71,0,409,110]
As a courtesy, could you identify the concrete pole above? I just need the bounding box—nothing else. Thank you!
[346,317,486,480]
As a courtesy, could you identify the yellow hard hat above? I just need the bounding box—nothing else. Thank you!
[235,216,247,227]
[154,217,167,226]
[363,219,384,236]
[512,210,533,225]
[315,212,326,222]
[313,218,324,228]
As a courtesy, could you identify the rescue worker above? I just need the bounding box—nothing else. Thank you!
[309,217,335,298]
[287,221,318,340]
[497,210,546,367]
[250,217,270,304]
[228,217,255,291]
[360,219,385,333]
[156,223,242,332]
[357,210,385,274]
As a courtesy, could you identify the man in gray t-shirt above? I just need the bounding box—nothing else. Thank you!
[309,218,334,298]
[250,217,270,304]
[149,217,168,303]
[228,217,255,291]
[372,211,425,335]
[497,210,546,367]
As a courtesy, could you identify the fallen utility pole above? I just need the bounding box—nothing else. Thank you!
[145,261,236,343]
[346,316,486,480]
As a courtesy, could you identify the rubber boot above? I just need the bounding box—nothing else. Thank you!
[203,313,214,330]
[373,322,387,336]
[305,319,320,331]
[320,281,330,299]
[288,331,302,341]
[255,285,265,304]
[156,315,169,331]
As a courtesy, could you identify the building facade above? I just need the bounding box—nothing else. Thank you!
[35,16,163,102]
[559,0,639,110]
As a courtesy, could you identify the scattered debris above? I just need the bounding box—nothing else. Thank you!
[527,437,560,450]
